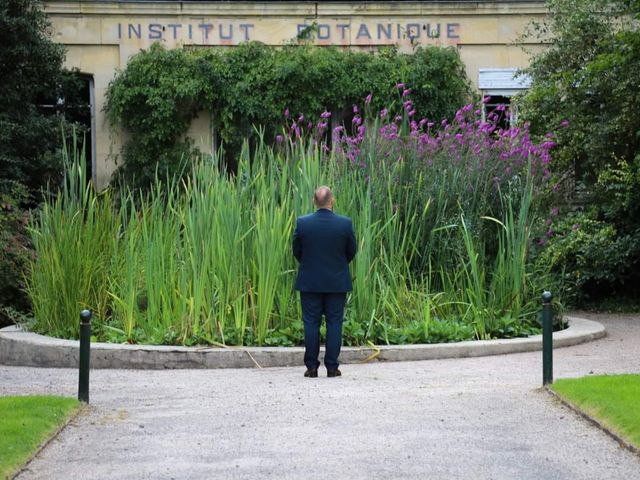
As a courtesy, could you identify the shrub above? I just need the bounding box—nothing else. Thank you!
[0,184,33,327]
[520,0,640,304]
[535,159,640,304]
[105,42,473,188]
[0,0,83,200]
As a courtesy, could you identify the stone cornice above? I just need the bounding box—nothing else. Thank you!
[45,1,548,17]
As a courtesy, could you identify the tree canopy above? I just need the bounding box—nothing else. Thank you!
[0,0,71,198]
[523,0,640,302]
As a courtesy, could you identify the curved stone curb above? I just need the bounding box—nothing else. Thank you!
[0,316,605,370]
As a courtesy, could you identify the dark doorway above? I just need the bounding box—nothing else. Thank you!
[37,72,94,183]
[483,95,512,130]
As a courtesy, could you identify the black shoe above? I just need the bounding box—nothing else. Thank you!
[304,368,318,378]
[327,369,342,378]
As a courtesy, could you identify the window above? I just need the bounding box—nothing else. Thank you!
[478,68,530,128]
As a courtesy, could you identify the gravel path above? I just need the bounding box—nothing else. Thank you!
[1,312,639,480]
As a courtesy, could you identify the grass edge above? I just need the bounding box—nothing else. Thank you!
[7,401,88,480]
[545,386,640,457]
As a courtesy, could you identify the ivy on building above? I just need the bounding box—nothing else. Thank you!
[105,42,473,187]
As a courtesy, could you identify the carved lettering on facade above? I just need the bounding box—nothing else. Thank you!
[115,21,462,44]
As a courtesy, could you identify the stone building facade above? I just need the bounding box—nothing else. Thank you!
[45,0,547,187]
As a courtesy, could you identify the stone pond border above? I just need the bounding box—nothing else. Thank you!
[0,316,605,370]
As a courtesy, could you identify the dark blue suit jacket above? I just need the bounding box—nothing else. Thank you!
[292,209,357,292]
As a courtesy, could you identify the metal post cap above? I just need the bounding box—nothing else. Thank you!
[80,310,92,323]
[541,291,553,303]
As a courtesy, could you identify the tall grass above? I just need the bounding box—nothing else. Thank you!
[27,102,556,346]
[27,144,118,338]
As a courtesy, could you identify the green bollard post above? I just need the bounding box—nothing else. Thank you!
[542,291,553,386]
[78,310,92,403]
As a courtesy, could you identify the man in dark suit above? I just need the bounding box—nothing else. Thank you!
[292,186,357,378]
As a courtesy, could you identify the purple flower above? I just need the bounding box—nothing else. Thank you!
[551,207,559,216]
[380,108,388,118]
[402,89,411,97]
[298,114,305,123]
[396,82,405,89]
[353,105,359,114]
[365,93,373,105]
[276,134,283,144]
[561,120,570,128]
[284,108,290,118]
[321,110,332,119]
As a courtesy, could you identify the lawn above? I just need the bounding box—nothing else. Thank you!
[0,395,80,479]
[551,374,640,448]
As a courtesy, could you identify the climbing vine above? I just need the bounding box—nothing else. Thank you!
[105,42,473,187]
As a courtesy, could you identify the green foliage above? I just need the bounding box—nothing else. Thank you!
[0,184,33,327]
[537,219,640,305]
[105,42,473,186]
[0,0,88,323]
[105,43,215,188]
[382,319,476,345]
[520,0,640,182]
[521,0,640,304]
[538,146,640,305]
[536,160,640,304]
[0,0,78,197]
[592,158,640,229]
[28,130,550,346]
[404,46,474,123]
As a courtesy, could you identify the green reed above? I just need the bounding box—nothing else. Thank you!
[27,135,548,345]
[27,144,118,339]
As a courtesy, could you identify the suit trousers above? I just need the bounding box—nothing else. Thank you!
[300,292,347,371]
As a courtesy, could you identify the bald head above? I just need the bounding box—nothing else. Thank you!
[314,186,334,209]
